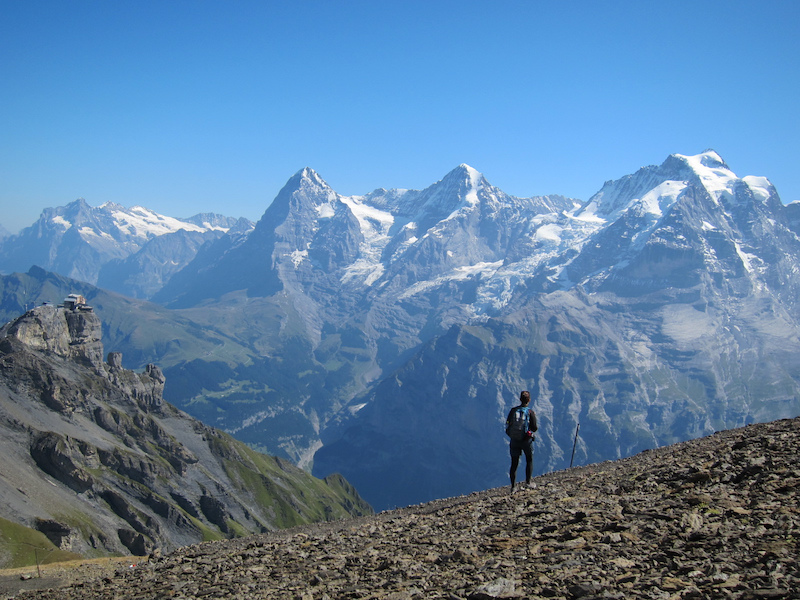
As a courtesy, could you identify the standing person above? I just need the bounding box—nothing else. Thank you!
[505,390,538,492]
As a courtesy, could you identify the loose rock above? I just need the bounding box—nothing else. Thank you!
[7,418,800,599]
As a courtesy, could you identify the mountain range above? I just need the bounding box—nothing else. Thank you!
[0,199,253,299]
[1,150,799,511]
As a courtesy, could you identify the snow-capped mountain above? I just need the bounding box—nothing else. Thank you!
[564,151,785,291]
[313,151,800,508]
[2,151,799,511]
[0,198,250,297]
[157,164,577,328]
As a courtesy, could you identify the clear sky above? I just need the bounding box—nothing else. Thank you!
[2,0,798,234]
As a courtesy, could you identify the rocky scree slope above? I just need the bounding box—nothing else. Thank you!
[12,417,800,600]
[0,304,370,562]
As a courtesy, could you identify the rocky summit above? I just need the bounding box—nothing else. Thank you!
[10,417,799,600]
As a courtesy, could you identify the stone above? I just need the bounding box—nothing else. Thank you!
[468,577,517,599]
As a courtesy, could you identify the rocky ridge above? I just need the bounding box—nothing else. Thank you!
[11,417,799,599]
[0,303,370,561]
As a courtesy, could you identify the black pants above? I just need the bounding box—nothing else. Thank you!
[509,437,533,485]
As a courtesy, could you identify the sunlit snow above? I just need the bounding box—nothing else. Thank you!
[675,151,737,204]
[51,216,72,229]
[290,249,308,268]
[338,195,395,287]
[111,206,206,238]
[743,176,772,202]
[398,261,503,299]
[79,227,113,240]
[315,202,336,219]
[734,242,759,274]
[462,164,481,206]
[639,181,687,216]
[571,201,606,223]
[534,223,563,243]
[200,222,229,232]
[341,259,385,286]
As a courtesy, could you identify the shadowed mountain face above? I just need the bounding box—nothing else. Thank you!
[0,303,370,564]
[2,151,800,511]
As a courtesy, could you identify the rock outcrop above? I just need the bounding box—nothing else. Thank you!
[9,416,799,600]
[1,303,104,369]
[0,304,371,563]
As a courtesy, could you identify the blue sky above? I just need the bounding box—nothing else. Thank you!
[2,0,798,233]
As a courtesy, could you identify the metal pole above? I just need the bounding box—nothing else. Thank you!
[569,423,580,468]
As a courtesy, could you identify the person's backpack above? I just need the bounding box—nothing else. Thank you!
[506,406,530,440]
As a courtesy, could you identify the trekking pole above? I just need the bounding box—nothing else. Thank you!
[569,423,580,468]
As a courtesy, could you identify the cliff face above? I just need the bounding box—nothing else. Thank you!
[3,304,105,369]
[0,305,371,564]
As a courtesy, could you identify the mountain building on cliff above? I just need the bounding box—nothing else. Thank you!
[62,293,91,311]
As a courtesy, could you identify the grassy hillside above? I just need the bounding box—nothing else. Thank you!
[0,518,83,570]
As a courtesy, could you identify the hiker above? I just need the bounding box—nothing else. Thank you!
[505,390,538,491]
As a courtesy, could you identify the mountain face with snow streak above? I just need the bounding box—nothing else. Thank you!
[146,165,578,472]
[2,151,799,511]
[0,198,249,298]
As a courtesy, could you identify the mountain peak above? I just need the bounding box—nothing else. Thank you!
[277,167,336,203]
[444,163,483,183]
[440,164,486,201]
[699,148,726,166]
[670,150,774,205]
[673,149,730,173]
[583,150,768,221]
[294,166,329,188]
[1,302,105,369]
[68,197,91,208]
[296,166,317,178]
[58,197,94,218]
